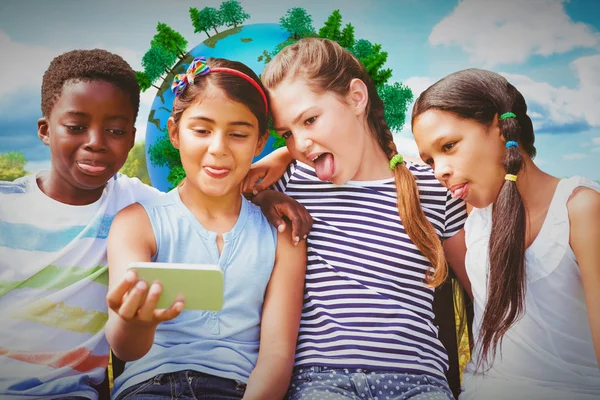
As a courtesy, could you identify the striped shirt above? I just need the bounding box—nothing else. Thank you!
[274,161,466,380]
[0,172,159,400]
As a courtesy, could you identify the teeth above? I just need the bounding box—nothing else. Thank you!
[312,154,322,162]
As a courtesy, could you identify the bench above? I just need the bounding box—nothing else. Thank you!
[98,277,473,399]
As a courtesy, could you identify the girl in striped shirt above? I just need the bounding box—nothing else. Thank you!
[245,38,468,400]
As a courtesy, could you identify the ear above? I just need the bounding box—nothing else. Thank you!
[38,117,50,146]
[254,132,268,157]
[167,117,180,149]
[491,113,504,143]
[129,127,137,150]
[347,78,369,116]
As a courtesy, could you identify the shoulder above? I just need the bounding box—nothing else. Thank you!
[0,173,34,196]
[245,197,278,235]
[567,184,600,227]
[108,173,162,204]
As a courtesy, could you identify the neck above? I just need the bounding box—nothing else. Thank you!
[515,154,559,212]
[351,124,394,181]
[177,179,242,220]
[38,170,105,206]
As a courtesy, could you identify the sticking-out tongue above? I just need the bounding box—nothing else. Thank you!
[314,153,334,181]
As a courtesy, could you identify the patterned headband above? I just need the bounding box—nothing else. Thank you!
[171,56,268,114]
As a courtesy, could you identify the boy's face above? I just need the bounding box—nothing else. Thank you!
[38,80,136,196]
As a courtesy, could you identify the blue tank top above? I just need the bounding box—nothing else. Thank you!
[112,189,277,398]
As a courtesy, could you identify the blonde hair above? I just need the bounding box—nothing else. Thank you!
[263,38,447,286]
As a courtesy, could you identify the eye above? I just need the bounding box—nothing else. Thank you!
[108,129,127,136]
[193,129,210,135]
[305,116,317,125]
[66,125,86,132]
[281,131,292,140]
[230,133,249,139]
[424,158,434,166]
[442,142,456,152]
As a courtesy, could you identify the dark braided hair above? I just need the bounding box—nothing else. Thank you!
[41,49,140,118]
[412,68,537,370]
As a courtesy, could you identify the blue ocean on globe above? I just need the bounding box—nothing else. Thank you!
[145,23,289,192]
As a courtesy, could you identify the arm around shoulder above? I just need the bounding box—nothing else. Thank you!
[568,187,600,368]
[243,223,307,400]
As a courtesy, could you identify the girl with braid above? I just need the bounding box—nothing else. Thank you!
[244,38,468,400]
[412,68,600,399]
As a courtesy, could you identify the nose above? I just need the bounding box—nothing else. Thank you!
[433,158,452,183]
[292,130,314,154]
[84,128,107,152]
[208,132,228,155]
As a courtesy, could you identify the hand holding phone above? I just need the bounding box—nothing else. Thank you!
[106,269,184,325]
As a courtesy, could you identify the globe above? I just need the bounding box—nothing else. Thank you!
[145,23,289,192]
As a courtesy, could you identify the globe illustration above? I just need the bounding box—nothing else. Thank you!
[145,23,289,192]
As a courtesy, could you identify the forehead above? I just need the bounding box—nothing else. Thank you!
[182,86,258,124]
[269,78,336,123]
[52,79,134,118]
[413,110,467,142]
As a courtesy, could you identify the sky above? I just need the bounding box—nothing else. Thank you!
[0,0,599,180]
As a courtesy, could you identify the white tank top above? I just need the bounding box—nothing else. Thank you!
[460,176,600,400]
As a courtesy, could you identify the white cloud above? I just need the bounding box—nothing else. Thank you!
[592,147,600,153]
[0,30,65,97]
[563,153,588,160]
[501,54,600,130]
[593,137,600,145]
[135,87,159,143]
[429,0,600,67]
[403,76,436,100]
[400,52,600,137]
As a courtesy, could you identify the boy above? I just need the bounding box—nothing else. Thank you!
[0,49,160,400]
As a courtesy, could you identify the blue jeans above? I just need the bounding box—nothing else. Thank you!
[288,366,453,400]
[115,370,246,400]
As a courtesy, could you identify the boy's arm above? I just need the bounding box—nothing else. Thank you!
[105,203,182,361]
[242,224,306,400]
[569,187,600,368]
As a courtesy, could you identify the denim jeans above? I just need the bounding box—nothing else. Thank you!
[115,370,246,400]
[288,366,453,400]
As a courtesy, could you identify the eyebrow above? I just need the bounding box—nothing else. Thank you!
[64,111,130,122]
[188,115,255,128]
[418,135,448,159]
[274,107,316,131]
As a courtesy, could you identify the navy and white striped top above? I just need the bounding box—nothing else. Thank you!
[274,161,467,380]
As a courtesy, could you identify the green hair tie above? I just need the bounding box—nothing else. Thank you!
[390,154,404,170]
[500,112,516,120]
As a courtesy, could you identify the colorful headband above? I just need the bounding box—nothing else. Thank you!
[389,154,404,170]
[500,112,516,120]
[506,141,518,148]
[505,174,517,182]
[171,56,268,114]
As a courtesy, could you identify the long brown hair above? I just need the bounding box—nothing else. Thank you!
[412,68,537,369]
[262,38,447,286]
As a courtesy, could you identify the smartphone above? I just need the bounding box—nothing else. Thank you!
[128,262,224,311]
